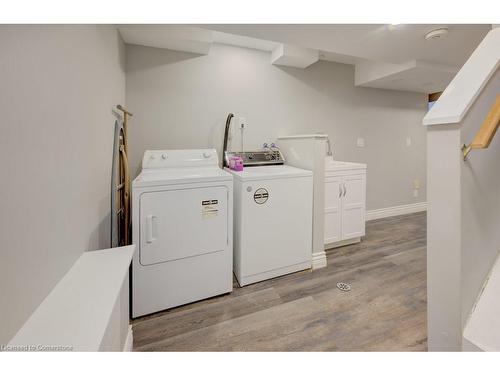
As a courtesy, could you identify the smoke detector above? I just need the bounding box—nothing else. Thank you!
[425,27,449,41]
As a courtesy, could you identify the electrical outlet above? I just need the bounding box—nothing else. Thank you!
[239,117,246,129]
[413,189,419,197]
[406,137,412,147]
[357,137,365,147]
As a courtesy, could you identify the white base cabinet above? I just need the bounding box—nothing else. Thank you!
[324,159,366,249]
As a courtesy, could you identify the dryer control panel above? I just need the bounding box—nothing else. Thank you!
[142,149,218,169]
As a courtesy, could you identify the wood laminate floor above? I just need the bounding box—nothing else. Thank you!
[132,211,427,351]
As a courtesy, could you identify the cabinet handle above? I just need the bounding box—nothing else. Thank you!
[343,183,347,197]
[339,183,342,198]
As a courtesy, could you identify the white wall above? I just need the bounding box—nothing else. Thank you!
[125,43,427,211]
[426,123,462,351]
[460,69,500,328]
[0,25,125,344]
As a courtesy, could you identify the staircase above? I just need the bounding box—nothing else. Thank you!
[423,26,500,351]
[463,254,500,351]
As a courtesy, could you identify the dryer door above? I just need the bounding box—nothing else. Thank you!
[139,186,229,266]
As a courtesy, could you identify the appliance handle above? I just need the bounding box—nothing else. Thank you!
[146,215,157,243]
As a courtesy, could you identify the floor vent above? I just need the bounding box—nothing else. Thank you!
[336,282,351,292]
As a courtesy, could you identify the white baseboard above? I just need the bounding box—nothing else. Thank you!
[123,325,133,352]
[366,202,427,221]
[312,251,327,269]
[325,237,361,250]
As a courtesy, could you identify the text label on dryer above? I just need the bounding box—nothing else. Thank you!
[202,200,218,205]
[201,199,219,218]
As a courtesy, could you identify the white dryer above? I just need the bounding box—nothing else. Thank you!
[132,149,233,318]
[225,151,313,286]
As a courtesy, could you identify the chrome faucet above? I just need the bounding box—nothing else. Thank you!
[222,113,234,167]
[326,137,333,157]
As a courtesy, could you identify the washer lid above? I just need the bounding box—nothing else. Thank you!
[225,165,312,182]
[133,166,233,187]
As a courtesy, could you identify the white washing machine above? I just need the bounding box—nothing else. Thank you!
[225,151,313,286]
[132,149,233,318]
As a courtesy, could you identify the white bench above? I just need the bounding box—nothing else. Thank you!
[8,245,135,352]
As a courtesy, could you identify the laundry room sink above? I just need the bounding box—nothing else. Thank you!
[325,157,361,171]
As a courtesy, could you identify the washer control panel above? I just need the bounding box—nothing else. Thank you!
[225,150,285,167]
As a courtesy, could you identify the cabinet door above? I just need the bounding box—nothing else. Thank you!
[341,174,366,239]
[324,176,342,244]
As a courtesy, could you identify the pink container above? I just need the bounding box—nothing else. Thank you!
[229,156,244,171]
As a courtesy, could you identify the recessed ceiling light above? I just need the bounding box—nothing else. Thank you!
[424,27,449,41]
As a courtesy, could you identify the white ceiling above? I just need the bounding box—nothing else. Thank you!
[205,24,490,66]
[355,59,459,93]
[204,24,490,93]
[118,25,214,54]
[212,31,278,51]
[118,24,491,93]
[118,25,280,54]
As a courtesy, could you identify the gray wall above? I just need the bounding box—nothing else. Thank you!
[0,25,125,344]
[126,43,427,210]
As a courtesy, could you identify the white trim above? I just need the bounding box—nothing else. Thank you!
[366,202,427,221]
[123,325,133,352]
[312,251,327,269]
